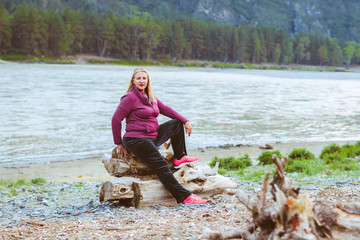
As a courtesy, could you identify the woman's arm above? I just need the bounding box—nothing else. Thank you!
[111,94,133,146]
[157,98,188,124]
[157,98,193,136]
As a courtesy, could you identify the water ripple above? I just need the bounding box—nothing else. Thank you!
[1,64,360,165]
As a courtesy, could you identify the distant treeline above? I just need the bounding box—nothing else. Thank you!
[1,6,360,66]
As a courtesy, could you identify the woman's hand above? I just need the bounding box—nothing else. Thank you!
[117,144,127,158]
[184,121,193,136]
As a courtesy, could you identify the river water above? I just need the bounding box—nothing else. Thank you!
[1,64,360,165]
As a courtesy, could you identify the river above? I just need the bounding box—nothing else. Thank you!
[1,64,360,165]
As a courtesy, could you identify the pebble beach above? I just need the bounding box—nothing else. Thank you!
[1,141,360,239]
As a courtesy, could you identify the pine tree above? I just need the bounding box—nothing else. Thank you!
[27,8,43,55]
[172,21,186,60]
[282,40,294,64]
[82,11,98,54]
[274,43,281,64]
[230,28,240,62]
[238,26,250,62]
[355,48,360,65]
[256,27,266,63]
[63,8,84,55]
[46,10,66,56]
[127,16,141,59]
[343,41,356,65]
[262,26,275,62]
[11,7,31,55]
[0,6,12,54]
[144,18,162,60]
[318,45,328,65]
[98,13,115,57]
[294,35,311,64]
[36,9,49,56]
[327,38,343,65]
[156,18,172,59]
[308,34,325,65]
[113,16,130,59]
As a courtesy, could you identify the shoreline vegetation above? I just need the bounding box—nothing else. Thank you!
[1,54,360,72]
[1,140,359,183]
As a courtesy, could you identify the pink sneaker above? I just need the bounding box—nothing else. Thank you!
[182,194,207,205]
[174,156,199,169]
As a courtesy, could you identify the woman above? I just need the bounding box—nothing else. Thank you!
[111,68,206,205]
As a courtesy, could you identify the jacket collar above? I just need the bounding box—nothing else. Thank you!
[132,87,152,107]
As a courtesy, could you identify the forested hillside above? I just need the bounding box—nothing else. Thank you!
[0,1,360,66]
[1,0,360,42]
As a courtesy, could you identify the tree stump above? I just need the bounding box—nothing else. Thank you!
[203,155,360,240]
[99,148,238,207]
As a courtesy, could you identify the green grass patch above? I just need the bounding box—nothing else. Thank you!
[217,168,227,175]
[285,158,327,176]
[0,178,46,187]
[318,142,360,172]
[31,177,46,185]
[0,54,28,61]
[88,58,159,66]
[322,152,347,165]
[209,141,360,185]
[237,165,275,182]
[330,159,360,171]
[0,178,47,197]
[257,150,282,165]
[319,143,342,159]
[288,148,315,161]
[0,54,74,64]
[284,148,321,175]
[341,143,360,158]
[209,153,252,171]
[74,184,85,188]
[42,190,53,193]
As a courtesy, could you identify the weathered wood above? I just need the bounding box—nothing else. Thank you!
[99,163,237,207]
[102,148,174,177]
[99,177,175,206]
[204,155,360,240]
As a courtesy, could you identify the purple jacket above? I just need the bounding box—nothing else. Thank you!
[112,87,188,145]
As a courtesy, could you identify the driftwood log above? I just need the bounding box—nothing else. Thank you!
[204,155,360,240]
[102,148,175,177]
[100,147,238,207]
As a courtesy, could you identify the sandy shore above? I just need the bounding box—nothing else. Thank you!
[0,140,355,182]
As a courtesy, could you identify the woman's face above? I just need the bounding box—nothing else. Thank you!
[133,71,148,93]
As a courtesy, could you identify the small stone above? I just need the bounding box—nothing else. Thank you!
[219,144,233,149]
[259,144,273,150]
[37,196,43,202]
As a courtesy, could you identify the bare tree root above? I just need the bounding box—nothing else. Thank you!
[204,155,360,240]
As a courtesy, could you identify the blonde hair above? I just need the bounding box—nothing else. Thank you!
[126,68,156,103]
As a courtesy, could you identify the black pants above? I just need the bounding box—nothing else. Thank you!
[123,119,191,203]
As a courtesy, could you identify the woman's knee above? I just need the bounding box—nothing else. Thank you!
[171,119,183,131]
